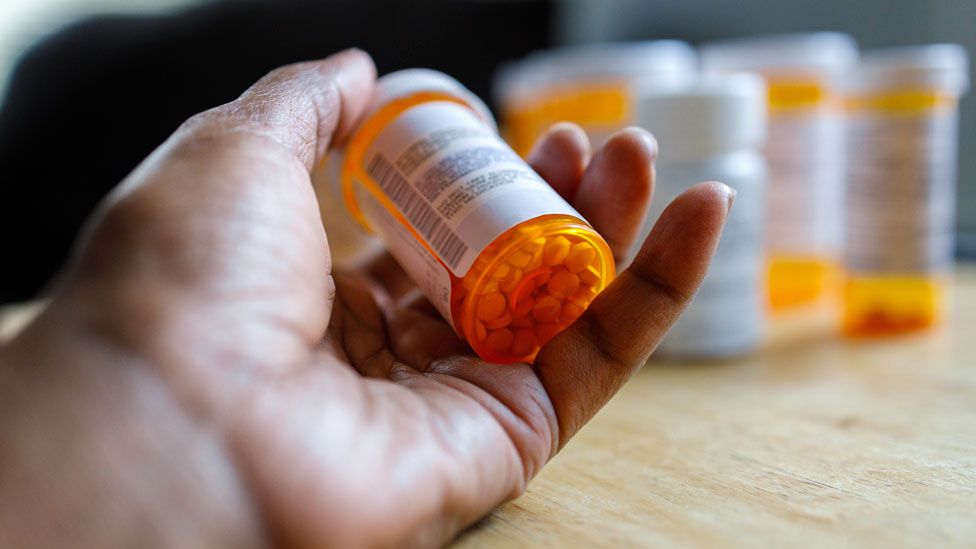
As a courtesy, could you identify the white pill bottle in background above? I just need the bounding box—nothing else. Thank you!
[627,74,768,358]
[495,41,696,156]
[701,33,857,312]
[842,45,969,336]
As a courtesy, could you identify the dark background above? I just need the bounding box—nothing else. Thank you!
[0,0,555,303]
[0,0,973,303]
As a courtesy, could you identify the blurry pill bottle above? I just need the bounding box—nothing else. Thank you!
[494,41,696,155]
[840,44,969,336]
[627,74,767,358]
[334,69,615,363]
[701,33,858,311]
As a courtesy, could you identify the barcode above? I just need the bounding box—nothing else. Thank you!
[366,154,469,270]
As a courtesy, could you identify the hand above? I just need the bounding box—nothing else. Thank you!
[0,49,733,547]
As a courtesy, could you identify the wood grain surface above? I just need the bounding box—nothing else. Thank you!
[456,265,976,547]
[2,269,973,547]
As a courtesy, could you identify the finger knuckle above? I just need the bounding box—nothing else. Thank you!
[572,313,632,370]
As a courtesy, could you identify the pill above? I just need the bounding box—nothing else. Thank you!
[485,328,514,354]
[572,284,596,301]
[475,319,487,341]
[528,247,544,271]
[490,263,511,278]
[485,311,513,329]
[511,329,539,358]
[560,303,584,325]
[500,268,524,292]
[524,237,547,253]
[508,250,532,268]
[531,296,561,322]
[463,274,478,291]
[535,323,563,345]
[477,292,506,321]
[547,270,580,298]
[543,236,571,266]
[579,264,601,287]
[566,242,597,273]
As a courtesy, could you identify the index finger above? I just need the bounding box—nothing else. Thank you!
[534,181,734,449]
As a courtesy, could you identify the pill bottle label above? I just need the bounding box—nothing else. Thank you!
[763,80,845,309]
[844,92,958,274]
[503,83,631,155]
[765,81,845,258]
[350,101,582,322]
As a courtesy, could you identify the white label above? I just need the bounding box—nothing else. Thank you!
[358,189,456,322]
[356,101,582,322]
[764,108,845,256]
[845,108,957,274]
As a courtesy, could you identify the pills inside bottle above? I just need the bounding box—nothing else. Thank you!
[336,69,614,363]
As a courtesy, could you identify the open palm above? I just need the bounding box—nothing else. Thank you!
[0,49,732,547]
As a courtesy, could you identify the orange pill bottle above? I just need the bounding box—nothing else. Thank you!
[841,45,969,336]
[336,69,614,363]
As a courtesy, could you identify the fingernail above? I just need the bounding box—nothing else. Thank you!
[726,185,737,213]
[330,49,377,141]
[621,126,658,160]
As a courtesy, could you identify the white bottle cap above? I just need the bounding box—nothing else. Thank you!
[527,40,697,82]
[633,73,767,162]
[843,44,969,96]
[495,40,697,104]
[700,32,858,77]
[372,68,497,131]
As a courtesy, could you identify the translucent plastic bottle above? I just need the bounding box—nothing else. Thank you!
[312,161,382,265]
[627,74,767,358]
[701,33,858,311]
[336,69,614,363]
[841,44,969,336]
[495,41,696,155]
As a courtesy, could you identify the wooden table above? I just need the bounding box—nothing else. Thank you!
[457,265,976,547]
[2,269,974,546]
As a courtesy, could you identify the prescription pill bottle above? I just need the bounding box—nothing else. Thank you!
[336,69,615,363]
[495,41,696,155]
[626,74,767,358]
[841,44,969,336]
[701,33,858,311]
[312,158,383,266]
